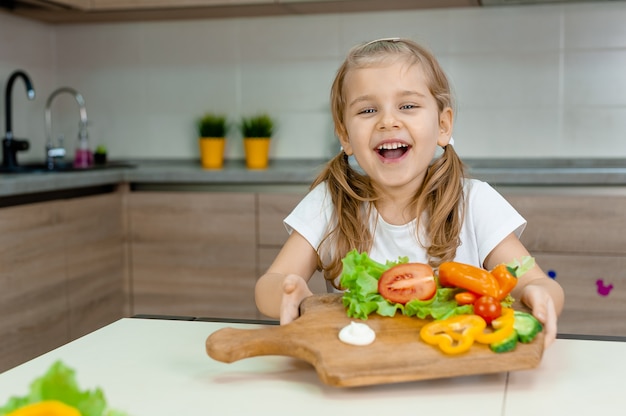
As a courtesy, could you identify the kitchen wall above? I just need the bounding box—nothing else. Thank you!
[1,2,626,163]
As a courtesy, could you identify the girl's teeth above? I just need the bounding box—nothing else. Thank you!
[378,143,407,150]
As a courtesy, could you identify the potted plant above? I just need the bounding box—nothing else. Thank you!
[197,113,228,169]
[94,145,107,165]
[239,114,274,169]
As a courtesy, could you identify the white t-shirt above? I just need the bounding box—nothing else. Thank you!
[284,178,526,273]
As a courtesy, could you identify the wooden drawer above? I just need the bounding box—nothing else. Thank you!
[258,192,306,246]
[129,191,257,319]
[0,200,68,371]
[500,188,626,255]
[532,253,626,337]
[63,193,126,340]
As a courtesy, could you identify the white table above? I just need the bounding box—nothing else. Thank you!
[0,318,622,415]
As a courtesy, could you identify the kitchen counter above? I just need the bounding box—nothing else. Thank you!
[0,317,623,415]
[1,158,626,198]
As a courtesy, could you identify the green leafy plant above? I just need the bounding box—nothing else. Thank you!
[95,145,107,155]
[239,114,274,138]
[197,113,228,138]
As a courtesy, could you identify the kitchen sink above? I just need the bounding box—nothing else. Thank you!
[0,161,136,174]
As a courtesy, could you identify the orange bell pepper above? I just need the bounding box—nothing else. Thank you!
[490,264,518,300]
[420,314,486,354]
[6,400,81,416]
[438,262,500,298]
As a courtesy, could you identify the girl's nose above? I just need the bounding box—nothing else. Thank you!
[376,111,400,130]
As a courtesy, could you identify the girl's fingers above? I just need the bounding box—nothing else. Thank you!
[542,296,557,349]
[523,285,557,349]
[280,275,313,325]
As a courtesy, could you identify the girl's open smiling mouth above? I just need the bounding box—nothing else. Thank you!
[375,141,411,160]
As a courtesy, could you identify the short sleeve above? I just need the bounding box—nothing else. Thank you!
[283,183,334,251]
[463,180,527,266]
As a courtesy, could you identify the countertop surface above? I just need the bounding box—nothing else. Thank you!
[1,158,626,198]
[0,317,623,415]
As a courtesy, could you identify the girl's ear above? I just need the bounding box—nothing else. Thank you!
[437,107,454,147]
[337,130,353,156]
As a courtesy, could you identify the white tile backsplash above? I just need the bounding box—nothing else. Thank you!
[239,14,342,61]
[564,50,626,107]
[454,108,562,158]
[1,2,626,162]
[338,8,453,55]
[240,60,338,113]
[139,19,241,66]
[448,52,561,109]
[564,2,626,49]
[563,108,626,156]
[448,5,563,54]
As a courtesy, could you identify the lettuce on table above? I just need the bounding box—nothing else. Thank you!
[340,250,473,320]
[0,361,129,416]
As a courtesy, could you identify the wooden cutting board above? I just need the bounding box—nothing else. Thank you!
[205,293,544,387]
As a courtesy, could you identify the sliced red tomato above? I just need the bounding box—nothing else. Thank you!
[473,295,502,324]
[378,263,436,305]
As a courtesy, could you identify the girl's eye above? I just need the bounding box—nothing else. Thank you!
[358,108,376,115]
[400,104,418,110]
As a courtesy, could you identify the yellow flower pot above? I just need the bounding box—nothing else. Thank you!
[244,137,271,169]
[199,137,225,169]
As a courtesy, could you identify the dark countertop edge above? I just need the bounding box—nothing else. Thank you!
[556,333,626,342]
[2,158,626,199]
[131,314,279,325]
[130,315,626,341]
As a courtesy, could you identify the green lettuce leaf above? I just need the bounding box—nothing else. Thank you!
[340,249,407,320]
[506,256,535,277]
[0,361,129,416]
[404,287,473,320]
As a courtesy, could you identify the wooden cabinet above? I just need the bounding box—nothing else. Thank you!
[500,187,626,337]
[127,189,327,321]
[63,193,127,339]
[128,191,258,319]
[0,190,126,372]
[0,200,68,372]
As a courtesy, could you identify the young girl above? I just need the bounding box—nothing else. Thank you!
[255,38,564,348]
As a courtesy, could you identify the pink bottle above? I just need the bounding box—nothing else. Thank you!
[73,148,93,168]
[73,130,93,169]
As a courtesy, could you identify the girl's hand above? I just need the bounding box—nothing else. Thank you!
[280,274,313,325]
[520,284,558,349]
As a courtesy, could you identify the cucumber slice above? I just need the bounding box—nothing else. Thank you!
[489,330,518,353]
[514,311,543,343]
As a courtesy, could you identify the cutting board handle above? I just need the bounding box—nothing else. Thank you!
[206,325,321,365]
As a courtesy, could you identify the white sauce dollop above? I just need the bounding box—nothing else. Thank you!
[338,322,376,346]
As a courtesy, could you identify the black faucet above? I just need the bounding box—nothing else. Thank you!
[3,70,35,169]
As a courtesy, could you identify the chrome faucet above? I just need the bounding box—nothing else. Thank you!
[45,87,89,170]
[3,70,35,169]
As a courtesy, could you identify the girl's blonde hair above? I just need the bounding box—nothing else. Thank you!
[312,38,467,289]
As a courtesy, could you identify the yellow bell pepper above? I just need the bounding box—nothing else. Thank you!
[420,314,486,354]
[474,307,515,345]
[6,400,81,416]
